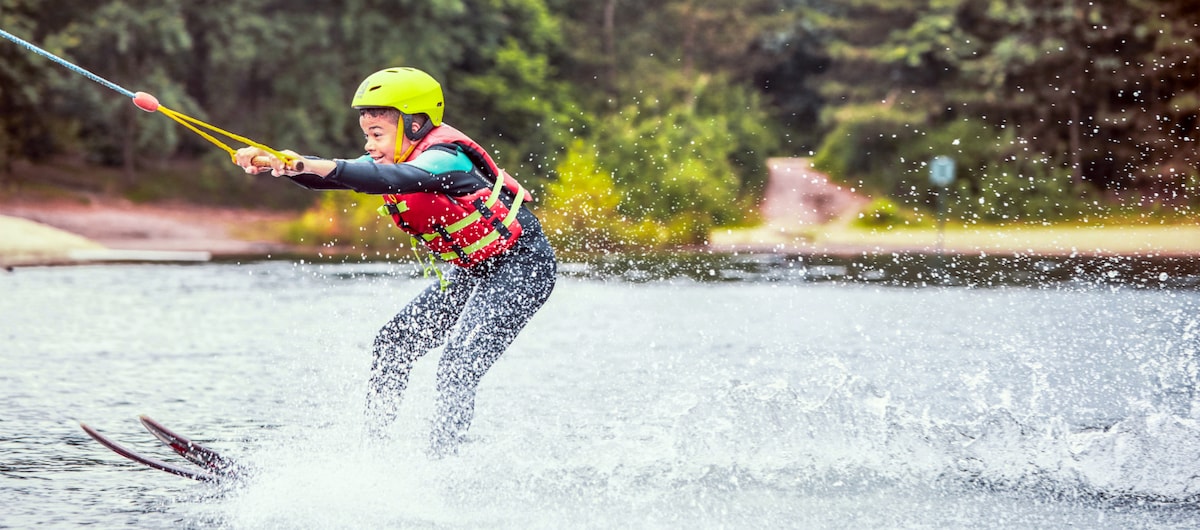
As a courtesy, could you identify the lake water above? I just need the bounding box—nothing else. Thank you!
[3,253,1200,528]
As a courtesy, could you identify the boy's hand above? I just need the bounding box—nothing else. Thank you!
[234,147,303,177]
[234,147,273,175]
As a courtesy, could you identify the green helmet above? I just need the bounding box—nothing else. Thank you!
[351,67,444,127]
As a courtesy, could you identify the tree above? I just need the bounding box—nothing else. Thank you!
[584,71,777,245]
[0,0,82,176]
[800,0,1200,214]
[539,139,636,251]
[451,0,582,184]
[546,0,788,233]
[51,0,193,180]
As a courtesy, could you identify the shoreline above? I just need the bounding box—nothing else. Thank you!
[2,197,1199,268]
[5,216,1200,270]
[0,197,297,267]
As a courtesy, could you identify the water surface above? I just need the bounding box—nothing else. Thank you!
[3,254,1200,528]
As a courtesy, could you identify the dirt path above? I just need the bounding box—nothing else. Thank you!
[760,157,868,228]
[709,157,873,253]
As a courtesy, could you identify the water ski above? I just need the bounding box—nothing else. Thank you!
[80,417,243,482]
[138,415,244,477]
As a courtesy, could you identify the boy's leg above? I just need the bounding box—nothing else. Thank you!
[429,231,556,455]
[366,275,474,433]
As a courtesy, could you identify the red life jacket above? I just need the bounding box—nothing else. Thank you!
[378,124,531,268]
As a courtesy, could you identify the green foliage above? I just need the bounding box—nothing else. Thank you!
[949,164,1096,224]
[457,37,580,184]
[50,1,194,176]
[588,73,777,245]
[539,139,655,251]
[814,110,1111,224]
[0,0,76,176]
[804,0,1200,220]
[287,1,786,252]
[3,0,1196,238]
[282,191,403,252]
[923,124,1105,224]
[852,197,921,228]
[891,118,1024,214]
[810,103,925,194]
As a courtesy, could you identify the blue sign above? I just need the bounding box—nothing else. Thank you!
[930,156,955,187]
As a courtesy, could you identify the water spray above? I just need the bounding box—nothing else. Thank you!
[0,28,302,171]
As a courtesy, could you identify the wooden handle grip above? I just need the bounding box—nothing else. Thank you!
[250,155,305,172]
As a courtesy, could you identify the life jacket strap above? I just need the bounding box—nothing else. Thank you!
[409,235,450,291]
[432,182,526,262]
[380,176,526,265]
[377,197,409,217]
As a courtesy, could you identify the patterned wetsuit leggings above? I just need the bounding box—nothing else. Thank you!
[366,210,556,455]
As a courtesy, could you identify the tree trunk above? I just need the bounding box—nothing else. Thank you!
[603,0,618,98]
[681,1,695,77]
[1068,84,1082,188]
[123,108,136,184]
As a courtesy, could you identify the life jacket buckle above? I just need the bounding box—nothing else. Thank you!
[378,200,409,217]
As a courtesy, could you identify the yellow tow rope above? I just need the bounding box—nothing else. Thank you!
[154,104,299,168]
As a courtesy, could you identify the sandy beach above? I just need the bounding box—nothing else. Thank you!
[0,197,295,267]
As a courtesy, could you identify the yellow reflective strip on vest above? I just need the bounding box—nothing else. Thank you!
[430,181,528,261]
[443,210,483,234]
[431,177,506,238]
[420,178,518,242]
[440,229,502,261]
[501,184,526,225]
[482,173,506,209]
[445,183,527,259]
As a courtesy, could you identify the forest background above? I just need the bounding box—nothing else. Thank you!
[1,0,1197,254]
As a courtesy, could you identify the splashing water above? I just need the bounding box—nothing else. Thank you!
[3,256,1200,528]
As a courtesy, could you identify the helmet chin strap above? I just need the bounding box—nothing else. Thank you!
[394,140,417,163]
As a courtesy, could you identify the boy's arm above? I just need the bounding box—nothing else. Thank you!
[237,146,482,195]
[324,146,482,195]
[284,172,353,191]
[281,155,365,191]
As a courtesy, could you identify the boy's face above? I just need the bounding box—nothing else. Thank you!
[360,112,403,164]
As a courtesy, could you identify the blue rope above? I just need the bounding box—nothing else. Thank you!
[0,28,135,99]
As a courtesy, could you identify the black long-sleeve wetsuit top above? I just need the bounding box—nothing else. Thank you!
[286,145,497,197]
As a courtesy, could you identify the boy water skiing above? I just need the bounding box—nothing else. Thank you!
[235,67,556,457]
